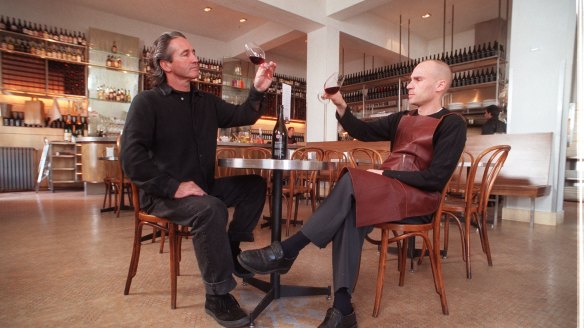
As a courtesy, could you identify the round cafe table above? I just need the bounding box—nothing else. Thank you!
[218,158,332,325]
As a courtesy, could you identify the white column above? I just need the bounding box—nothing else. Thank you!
[506,0,576,222]
[306,26,341,142]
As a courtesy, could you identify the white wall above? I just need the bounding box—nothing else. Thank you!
[428,29,475,56]
[507,0,576,214]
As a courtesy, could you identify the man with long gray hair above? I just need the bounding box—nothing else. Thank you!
[121,31,277,327]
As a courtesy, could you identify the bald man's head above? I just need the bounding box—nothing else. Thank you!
[407,60,454,110]
[423,60,452,92]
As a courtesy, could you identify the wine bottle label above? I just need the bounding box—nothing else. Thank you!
[273,135,285,159]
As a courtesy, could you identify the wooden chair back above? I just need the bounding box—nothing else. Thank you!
[215,147,238,178]
[472,145,511,217]
[243,146,272,180]
[443,144,511,279]
[322,149,350,195]
[348,147,383,169]
[282,147,324,235]
[447,151,474,197]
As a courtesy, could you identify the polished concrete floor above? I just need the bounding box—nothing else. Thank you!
[0,190,577,327]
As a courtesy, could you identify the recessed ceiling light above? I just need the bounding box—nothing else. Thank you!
[240,18,247,23]
[422,13,431,19]
[203,7,212,12]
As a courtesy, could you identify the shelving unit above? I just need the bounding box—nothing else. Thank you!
[48,141,82,190]
[220,58,307,122]
[195,58,223,97]
[75,143,83,181]
[263,73,306,121]
[87,28,139,121]
[221,58,254,106]
[343,48,505,125]
[0,29,88,98]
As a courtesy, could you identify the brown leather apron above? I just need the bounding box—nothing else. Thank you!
[345,112,449,227]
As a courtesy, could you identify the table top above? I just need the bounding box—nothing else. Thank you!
[219,158,329,171]
[98,156,118,161]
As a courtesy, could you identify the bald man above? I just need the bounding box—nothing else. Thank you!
[239,60,467,327]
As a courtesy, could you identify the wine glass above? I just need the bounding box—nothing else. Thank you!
[245,42,266,65]
[317,72,345,140]
[317,72,345,104]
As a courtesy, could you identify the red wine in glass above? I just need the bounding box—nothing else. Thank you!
[249,56,265,65]
[324,86,340,95]
[318,72,344,104]
[245,42,266,65]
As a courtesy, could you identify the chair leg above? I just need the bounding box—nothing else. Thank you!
[124,219,144,295]
[169,225,178,309]
[418,233,429,266]
[293,194,300,226]
[398,235,408,287]
[113,184,119,213]
[177,227,184,276]
[160,224,167,254]
[443,217,450,258]
[373,228,390,317]
[102,182,109,208]
[479,211,493,266]
[464,213,472,279]
[115,184,120,217]
[423,231,449,315]
[285,194,294,237]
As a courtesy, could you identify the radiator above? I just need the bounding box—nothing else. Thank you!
[0,147,35,192]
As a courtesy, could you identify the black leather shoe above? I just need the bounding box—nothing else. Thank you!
[233,258,254,279]
[205,293,249,328]
[237,241,296,275]
[318,307,357,328]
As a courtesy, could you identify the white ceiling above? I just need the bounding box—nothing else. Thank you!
[63,0,505,64]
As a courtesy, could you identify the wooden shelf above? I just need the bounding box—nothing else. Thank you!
[1,51,87,98]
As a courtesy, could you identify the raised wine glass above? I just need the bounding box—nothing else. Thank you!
[244,42,266,65]
[317,72,345,104]
[317,72,345,140]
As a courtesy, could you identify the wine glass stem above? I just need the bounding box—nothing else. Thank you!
[323,102,327,140]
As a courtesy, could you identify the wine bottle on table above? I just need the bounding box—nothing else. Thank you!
[271,105,288,159]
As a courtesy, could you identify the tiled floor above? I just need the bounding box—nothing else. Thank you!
[0,190,577,327]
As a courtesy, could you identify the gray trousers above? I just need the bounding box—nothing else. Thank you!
[146,175,266,295]
[302,174,373,292]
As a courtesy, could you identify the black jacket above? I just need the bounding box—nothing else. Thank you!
[121,82,265,204]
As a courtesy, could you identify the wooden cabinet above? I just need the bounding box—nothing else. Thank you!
[48,141,82,190]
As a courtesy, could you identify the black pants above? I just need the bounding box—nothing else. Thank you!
[302,174,373,292]
[147,175,266,295]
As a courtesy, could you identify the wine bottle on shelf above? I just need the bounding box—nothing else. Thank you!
[271,105,288,160]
